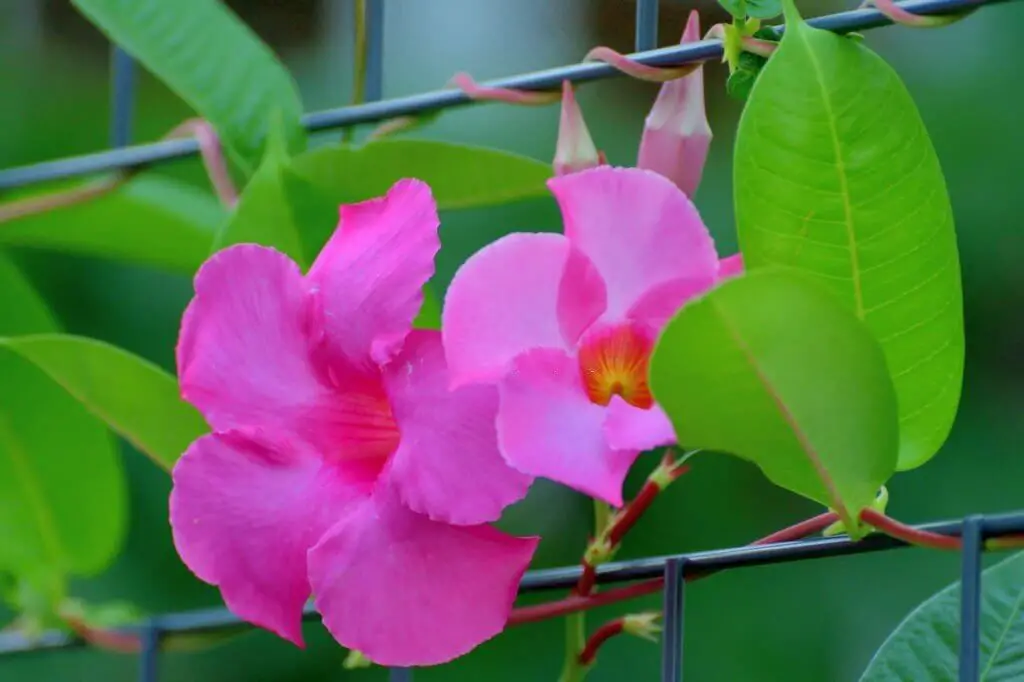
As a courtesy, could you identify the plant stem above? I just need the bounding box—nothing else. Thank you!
[343,0,368,143]
[558,613,588,682]
[859,509,962,550]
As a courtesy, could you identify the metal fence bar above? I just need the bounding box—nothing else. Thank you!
[635,0,659,52]
[3,511,1021,658]
[389,667,414,682]
[661,558,687,682]
[0,0,1009,191]
[959,515,985,682]
[109,46,135,148]
[364,0,385,102]
[138,623,161,682]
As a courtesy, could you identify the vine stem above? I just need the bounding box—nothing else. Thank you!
[859,509,963,550]
[509,511,839,626]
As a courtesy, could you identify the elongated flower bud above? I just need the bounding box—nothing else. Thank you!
[636,10,712,197]
[554,81,602,176]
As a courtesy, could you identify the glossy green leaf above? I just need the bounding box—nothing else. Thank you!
[0,335,208,472]
[290,139,553,212]
[0,255,126,583]
[213,128,337,269]
[860,551,1024,681]
[0,176,223,274]
[70,0,305,171]
[733,0,964,470]
[649,270,898,532]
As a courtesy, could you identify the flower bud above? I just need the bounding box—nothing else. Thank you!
[554,80,602,176]
[636,10,712,197]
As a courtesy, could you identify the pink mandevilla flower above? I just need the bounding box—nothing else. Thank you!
[170,180,537,666]
[443,166,741,506]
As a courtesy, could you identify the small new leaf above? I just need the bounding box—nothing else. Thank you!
[719,0,783,20]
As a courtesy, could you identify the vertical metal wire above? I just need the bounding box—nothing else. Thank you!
[389,668,414,682]
[109,46,136,148]
[138,622,161,682]
[661,558,686,682]
[364,0,385,102]
[959,515,985,682]
[635,0,659,53]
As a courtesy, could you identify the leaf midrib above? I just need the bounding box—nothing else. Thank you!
[980,584,1024,680]
[709,298,849,526]
[795,25,865,318]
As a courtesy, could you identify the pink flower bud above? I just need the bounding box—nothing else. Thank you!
[554,80,601,176]
[636,10,712,198]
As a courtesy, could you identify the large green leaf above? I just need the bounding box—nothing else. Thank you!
[0,335,208,472]
[291,139,553,212]
[0,176,223,274]
[649,270,898,532]
[733,0,964,470]
[0,256,126,584]
[860,551,1024,681]
[71,0,305,171]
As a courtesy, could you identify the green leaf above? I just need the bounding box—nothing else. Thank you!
[213,129,337,270]
[70,0,305,171]
[649,270,898,531]
[0,176,223,274]
[859,551,1024,681]
[733,0,963,470]
[0,256,126,583]
[0,335,208,472]
[217,138,553,270]
[719,0,783,20]
[290,139,553,212]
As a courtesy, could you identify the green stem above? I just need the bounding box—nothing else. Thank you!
[343,0,368,143]
[559,612,588,682]
[592,499,611,535]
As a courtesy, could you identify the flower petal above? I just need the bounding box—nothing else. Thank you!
[383,330,532,525]
[443,232,606,388]
[496,348,639,506]
[603,397,677,451]
[307,179,440,370]
[625,276,716,330]
[718,253,744,280]
[177,245,342,452]
[170,431,363,646]
[309,489,538,666]
[549,166,719,320]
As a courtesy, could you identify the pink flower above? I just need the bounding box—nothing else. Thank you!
[636,10,712,198]
[443,166,739,506]
[169,180,537,666]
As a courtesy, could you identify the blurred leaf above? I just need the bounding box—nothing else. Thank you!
[859,551,1024,681]
[213,125,337,269]
[0,176,223,274]
[290,139,553,212]
[413,286,442,329]
[70,0,305,171]
[0,334,208,472]
[0,255,126,587]
[733,1,964,470]
[719,0,782,20]
[649,270,898,532]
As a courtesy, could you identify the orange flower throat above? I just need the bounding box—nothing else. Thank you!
[577,324,654,409]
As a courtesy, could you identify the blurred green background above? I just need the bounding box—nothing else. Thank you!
[1,0,1022,679]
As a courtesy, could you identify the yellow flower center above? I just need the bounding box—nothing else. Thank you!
[577,323,654,409]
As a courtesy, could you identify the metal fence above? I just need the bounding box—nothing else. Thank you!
[0,1,1020,681]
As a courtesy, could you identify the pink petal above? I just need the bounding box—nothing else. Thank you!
[636,10,712,198]
[625,276,717,330]
[443,233,606,389]
[307,179,440,370]
[177,245,348,454]
[170,431,363,646]
[496,348,639,506]
[383,330,532,525]
[603,397,677,451]
[549,167,719,321]
[309,489,538,666]
[718,253,744,280]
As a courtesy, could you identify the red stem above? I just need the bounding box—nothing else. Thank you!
[509,511,840,626]
[860,509,962,550]
[64,616,140,654]
[578,618,625,666]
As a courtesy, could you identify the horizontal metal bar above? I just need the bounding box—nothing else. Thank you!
[0,0,1009,191]
[2,510,1022,657]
